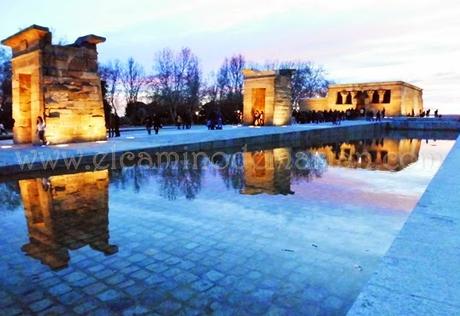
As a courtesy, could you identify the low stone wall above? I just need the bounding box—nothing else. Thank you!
[0,123,387,178]
[388,118,460,131]
[347,133,460,315]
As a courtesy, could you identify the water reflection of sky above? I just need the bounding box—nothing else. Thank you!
[0,137,456,315]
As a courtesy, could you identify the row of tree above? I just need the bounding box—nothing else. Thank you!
[98,48,330,125]
[0,48,12,128]
[0,46,330,128]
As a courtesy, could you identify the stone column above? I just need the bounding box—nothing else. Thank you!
[351,91,358,107]
[340,91,349,105]
[378,90,386,103]
[366,90,374,105]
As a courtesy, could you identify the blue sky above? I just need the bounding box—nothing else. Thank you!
[1,0,459,113]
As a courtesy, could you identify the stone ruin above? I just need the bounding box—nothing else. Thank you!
[243,69,294,126]
[1,25,107,145]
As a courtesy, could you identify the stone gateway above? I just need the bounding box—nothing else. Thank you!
[243,69,294,126]
[1,25,107,145]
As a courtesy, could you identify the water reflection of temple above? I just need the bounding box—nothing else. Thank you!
[312,138,421,171]
[241,148,294,195]
[19,170,118,270]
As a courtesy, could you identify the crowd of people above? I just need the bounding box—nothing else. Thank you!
[206,110,223,130]
[293,107,386,124]
[406,108,440,118]
[0,105,446,147]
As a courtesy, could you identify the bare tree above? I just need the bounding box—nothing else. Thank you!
[216,54,245,102]
[121,57,145,118]
[254,60,329,108]
[0,48,12,127]
[152,48,201,121]
[99,60,122,116]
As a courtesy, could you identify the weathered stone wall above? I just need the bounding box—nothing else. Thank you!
[274,74,293,125]
[10,51,43,143]
[41,45,106,144]
[400,85,423,116]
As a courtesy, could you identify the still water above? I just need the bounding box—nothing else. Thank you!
[0,133,456,315]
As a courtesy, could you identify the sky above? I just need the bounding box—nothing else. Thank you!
[1,0,459,113]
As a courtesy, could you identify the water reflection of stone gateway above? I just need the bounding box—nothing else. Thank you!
[18,170,117,270]
[241,148,294,195]
[1,25,107,145]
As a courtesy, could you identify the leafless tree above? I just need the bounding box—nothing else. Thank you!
[151,48,201,121]
[0,48,12,127]
[121,57,145,106]
[99,60,122,116]
[216,54,245,102]
[254,60,330,108]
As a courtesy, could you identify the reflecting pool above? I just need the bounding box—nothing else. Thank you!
[0,132,457,315]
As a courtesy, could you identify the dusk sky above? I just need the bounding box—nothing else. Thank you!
[1,0,459,113]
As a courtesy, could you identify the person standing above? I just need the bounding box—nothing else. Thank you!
[176,114,183,130]
[259,111,265,126]
[0,122,7,135]
[36,116,47,145]
[382,107,386,118]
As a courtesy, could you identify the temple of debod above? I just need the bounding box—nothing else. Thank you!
[242,69,294,126]
[302,81,424,116]
[1,25,107,145]
[18,170,117,270]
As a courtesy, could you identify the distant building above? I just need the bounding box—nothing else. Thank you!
[301,81,423,116]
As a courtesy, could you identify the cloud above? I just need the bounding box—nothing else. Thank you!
[1,0,460,113]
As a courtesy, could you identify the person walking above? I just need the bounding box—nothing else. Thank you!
[36,116,47,145]
[144,116,153,135]
[382,107,386,118]
[259,111,265,126]
[153,114,161,135]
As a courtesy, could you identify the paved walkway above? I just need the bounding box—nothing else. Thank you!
[0,121,381,173]
[348,133,460,315]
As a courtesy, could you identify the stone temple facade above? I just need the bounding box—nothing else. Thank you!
[243,69,294,126]
[302,81,423,116]
[1,25,107,145]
